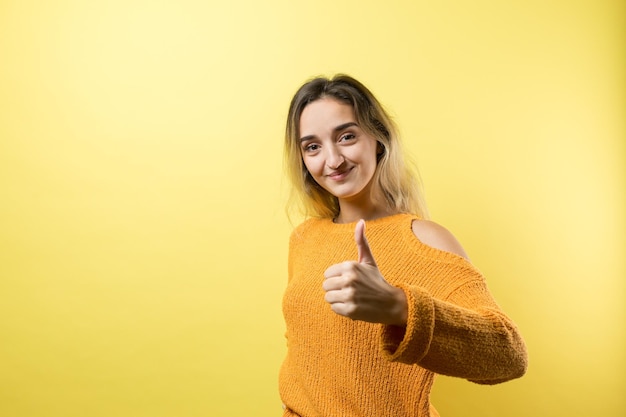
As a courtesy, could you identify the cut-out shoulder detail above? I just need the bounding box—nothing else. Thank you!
[411,219,470,260]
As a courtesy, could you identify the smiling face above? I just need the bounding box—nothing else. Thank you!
[298,97,380,211]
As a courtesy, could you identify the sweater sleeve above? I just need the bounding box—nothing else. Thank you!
[380,278,528,384]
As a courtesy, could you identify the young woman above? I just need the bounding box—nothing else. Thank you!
[279,74,527,417]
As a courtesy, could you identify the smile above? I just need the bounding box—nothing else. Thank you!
[327,167,353,181]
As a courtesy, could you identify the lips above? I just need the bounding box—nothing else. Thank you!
[327,167,353,181]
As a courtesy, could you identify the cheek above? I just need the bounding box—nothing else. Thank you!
[347,145,377,167]
[302,156,322,176]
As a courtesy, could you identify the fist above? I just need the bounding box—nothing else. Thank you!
[322,220,408,326]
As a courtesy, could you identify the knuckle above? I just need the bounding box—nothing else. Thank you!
[344,271,358,283]
[345,303,358,317]
[343,286,355,300]
[343,261,357,270]
[331,304,343,315]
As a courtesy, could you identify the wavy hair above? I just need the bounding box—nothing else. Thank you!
[284,74,428,220]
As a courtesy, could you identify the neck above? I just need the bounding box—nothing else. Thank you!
[334,199,395,224]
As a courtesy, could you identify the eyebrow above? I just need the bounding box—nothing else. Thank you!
[299,122,358,142]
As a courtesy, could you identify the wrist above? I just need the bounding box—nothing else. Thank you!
[391,287,408,326]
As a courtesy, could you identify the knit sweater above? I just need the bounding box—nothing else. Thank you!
[279,213,527,417]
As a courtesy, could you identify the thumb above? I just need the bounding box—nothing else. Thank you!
[355,219,377,266]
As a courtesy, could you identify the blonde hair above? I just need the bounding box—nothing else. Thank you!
[284,74,428,219]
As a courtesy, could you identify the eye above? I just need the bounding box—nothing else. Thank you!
[302,142,320,153]
[339,133,356,142]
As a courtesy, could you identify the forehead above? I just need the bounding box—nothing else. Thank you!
[299,98,356,134]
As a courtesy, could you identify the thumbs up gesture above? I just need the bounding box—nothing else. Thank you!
[322,220,408,326]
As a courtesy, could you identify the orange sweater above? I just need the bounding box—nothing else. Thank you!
[279,214,527,417]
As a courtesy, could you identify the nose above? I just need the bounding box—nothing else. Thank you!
[326,146,345,170]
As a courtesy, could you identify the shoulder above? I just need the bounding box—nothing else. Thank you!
[290,217,329,242]
[411,219,469,260]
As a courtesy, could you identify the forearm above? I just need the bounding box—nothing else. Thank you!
[381,282,528,384]
[419,298,527,382]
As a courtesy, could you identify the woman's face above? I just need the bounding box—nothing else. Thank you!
[298,97,379,205]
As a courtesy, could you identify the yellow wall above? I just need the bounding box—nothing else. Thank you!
[0,1,623,416]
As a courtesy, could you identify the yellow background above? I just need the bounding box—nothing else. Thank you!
[1,0,624,416]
